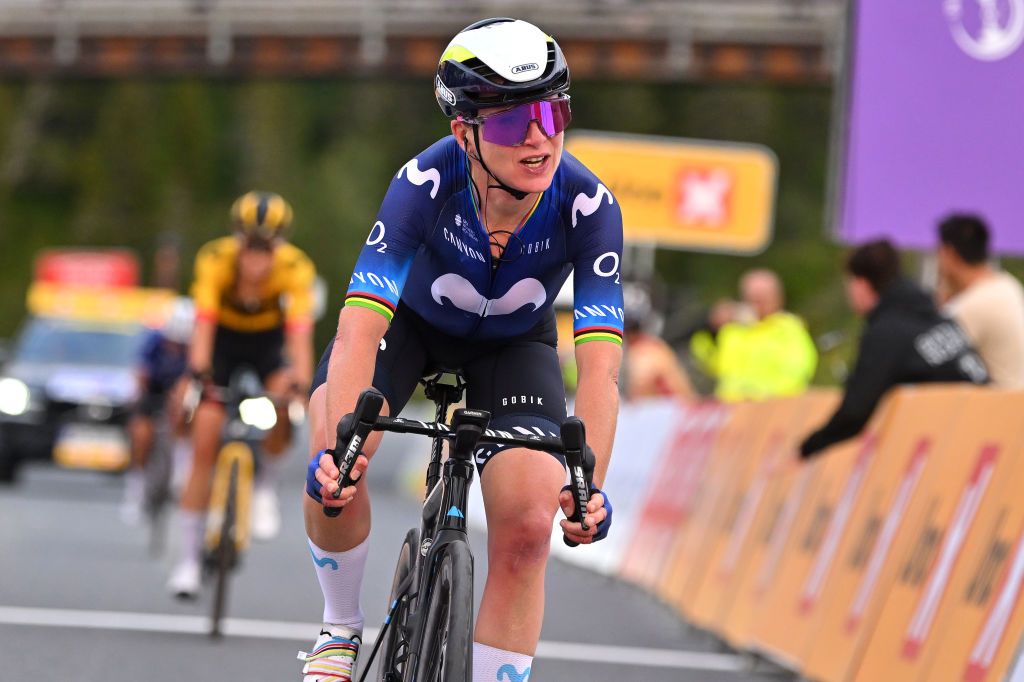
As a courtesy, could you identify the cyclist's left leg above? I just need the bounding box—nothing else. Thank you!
[251,366,294,540]
[464,337,569,682]
[169,394,226,596]
[122,394,159,524]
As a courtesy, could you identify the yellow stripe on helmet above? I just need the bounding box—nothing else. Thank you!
[439,44,476,64]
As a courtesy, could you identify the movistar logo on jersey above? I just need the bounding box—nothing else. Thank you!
[397,158,441,199]
[431,274,546,317]
[571,184,614,228]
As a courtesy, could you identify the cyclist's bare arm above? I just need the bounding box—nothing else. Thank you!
[188,316,217,376]
[315,305,389,506]
[285,324,314,396]
[560,340,621,543]
[573,340,621,486]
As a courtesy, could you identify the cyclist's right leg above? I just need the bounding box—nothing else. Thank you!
[299,383,386,681]
[168,397,225,597]
[300,306,426,680]
[122,393,161,524]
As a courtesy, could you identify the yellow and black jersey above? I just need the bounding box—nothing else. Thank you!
[191,236,315,333]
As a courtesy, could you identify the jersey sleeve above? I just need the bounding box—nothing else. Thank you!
[344,140,454,322]
[190,240,229,324]
[568,181,625,346]
[282,247,317,332]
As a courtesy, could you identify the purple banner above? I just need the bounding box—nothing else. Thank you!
[839,0,1024,254]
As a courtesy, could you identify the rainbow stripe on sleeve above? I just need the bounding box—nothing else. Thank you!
[344,293,396,322]
[574,325,623,346]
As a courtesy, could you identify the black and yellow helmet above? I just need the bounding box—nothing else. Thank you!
[230,191,293,242]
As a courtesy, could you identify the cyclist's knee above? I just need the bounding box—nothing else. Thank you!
[488,509,554,568]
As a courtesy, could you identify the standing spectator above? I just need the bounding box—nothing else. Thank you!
[937,214,1024,388]
[691,269,817,401]
[621,283,695,401]
[800,240,988,459]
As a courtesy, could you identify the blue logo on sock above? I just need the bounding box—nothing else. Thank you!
[309,546,339,571]
[446,505,465,519]
[497,664,531,682]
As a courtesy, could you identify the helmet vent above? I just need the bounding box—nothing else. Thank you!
[542,42,556,77]
[463,57,503,83]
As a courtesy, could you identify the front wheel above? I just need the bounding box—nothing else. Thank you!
[415,540,474,682]
[377,527,419,681]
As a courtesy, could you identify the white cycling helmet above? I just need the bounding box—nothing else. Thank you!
[163,297,195,345]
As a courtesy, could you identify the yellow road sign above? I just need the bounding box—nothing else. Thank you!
[566,132,778,254]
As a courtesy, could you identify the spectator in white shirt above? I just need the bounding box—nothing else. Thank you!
[937,214,1024,389]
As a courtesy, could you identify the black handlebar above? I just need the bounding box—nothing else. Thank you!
[323,389,385,519]
[322,389,596,548]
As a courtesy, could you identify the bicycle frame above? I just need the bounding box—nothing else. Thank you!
[325,378,595,681]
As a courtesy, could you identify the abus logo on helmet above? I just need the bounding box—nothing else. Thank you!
[511,63,539,74]
[435,76,457,106]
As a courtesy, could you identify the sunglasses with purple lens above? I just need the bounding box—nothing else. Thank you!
[463,98,572,147]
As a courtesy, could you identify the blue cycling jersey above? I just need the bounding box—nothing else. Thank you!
[139,330,187,393]
[345,136,625,345]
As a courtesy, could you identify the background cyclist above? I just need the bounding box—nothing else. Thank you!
[167,191,317,598]
[300,19,622,682]
[120,296,193,524]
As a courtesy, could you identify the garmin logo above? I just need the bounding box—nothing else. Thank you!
[435,76,456,106]
[511,63,539,74]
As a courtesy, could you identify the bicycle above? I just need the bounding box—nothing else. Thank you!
[141,409,175,557]
[187,367,276,637]
[322,370,596,681]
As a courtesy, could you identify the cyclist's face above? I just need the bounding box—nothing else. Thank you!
[237,243,274,283]
[454,116,564,195]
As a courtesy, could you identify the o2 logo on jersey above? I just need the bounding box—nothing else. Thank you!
[366,221,387,254]
[593,251,620,284]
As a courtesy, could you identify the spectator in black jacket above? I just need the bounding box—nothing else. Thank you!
[800,239,988,458]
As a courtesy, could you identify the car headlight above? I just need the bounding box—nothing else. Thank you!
[239,397,277,431]
[0,378,30,416]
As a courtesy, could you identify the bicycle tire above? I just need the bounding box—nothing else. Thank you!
[377,527,420,682]
[143,418,174,557]
[209,460,238,638]
[414,541,473,682]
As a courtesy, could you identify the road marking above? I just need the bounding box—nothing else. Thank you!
[0,605,744,672]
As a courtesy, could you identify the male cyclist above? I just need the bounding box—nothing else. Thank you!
[168,191,316,597]
[120,297,193,525]
[300,19,622,682]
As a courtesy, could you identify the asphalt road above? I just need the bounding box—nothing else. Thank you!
[0,450,791,682]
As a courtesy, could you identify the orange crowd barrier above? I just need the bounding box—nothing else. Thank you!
[619,401,729,590]
[687,393,822,631]
[797,386,968,681]
[717,391,839,648]
[657,401,774,616]
[850,390,1024,682]
[613,385,1024,682]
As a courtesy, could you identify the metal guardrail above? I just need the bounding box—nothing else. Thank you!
[0,0,846,79]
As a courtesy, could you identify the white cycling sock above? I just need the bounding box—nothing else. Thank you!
[473,642,533,682]
[178,509,205,565]
[308,537,369,632]
[257,449,286,491]
[171,437,191,493]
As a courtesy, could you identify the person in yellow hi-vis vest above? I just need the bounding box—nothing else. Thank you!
[691,269,817,402]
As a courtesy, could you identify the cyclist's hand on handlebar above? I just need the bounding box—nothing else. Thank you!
[558,487,611,545]
[311,449,368,508]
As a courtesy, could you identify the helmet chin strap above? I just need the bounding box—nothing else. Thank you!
[469,125,529,201]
